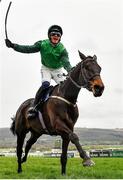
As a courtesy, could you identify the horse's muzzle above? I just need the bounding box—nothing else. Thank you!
[93,85,104,97]
[90,76,104,97]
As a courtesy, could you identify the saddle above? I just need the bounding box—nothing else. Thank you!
[27,85,54,119]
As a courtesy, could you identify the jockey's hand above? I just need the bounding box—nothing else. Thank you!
[5,39,14,48]
[63,73,67,77]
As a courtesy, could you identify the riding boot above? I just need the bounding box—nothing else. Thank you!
[27,81,50,119]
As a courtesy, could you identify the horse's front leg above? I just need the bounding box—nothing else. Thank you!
[61,137,70,175]
[69,132,95,166]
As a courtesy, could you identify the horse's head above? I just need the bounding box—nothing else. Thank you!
[78,51,104,97]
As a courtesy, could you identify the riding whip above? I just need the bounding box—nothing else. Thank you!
[5,1,12,39]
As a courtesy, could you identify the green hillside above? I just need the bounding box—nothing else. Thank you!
[0,127,123,149]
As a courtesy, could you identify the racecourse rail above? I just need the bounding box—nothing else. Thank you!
[1,149,123,158]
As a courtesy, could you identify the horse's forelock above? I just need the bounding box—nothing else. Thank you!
[86,55,97,61]
[86,56,93,59]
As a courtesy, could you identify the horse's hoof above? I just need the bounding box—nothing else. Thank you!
[18,169,22,173]
[82,159,95,167]
[61,172,66,176]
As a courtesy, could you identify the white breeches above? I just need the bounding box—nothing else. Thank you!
[41,65,66,84]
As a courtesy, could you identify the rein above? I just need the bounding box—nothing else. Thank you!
[68,61,87,89]
[69,76,82,89]
[49,59,100,107]
[49,61,88,107]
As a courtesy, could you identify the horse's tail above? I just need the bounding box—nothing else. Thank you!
[10,116,16,135]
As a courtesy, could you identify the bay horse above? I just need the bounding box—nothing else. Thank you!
[10,51,104,174]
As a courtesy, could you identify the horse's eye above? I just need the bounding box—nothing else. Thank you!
[84,62,89,68]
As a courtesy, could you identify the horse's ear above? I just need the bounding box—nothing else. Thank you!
[93,55,97,61]
[78,50,86,60]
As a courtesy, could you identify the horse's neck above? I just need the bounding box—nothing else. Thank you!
[59,76,81,104]
[52,65,84,104]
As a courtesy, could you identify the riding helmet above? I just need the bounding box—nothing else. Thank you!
[48,25,63,38]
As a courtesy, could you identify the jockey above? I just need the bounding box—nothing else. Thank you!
[5,25,72,119]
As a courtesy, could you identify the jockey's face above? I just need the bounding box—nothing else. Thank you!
[50,32,61,45]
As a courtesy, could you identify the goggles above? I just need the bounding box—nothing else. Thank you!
[50,31,61,37]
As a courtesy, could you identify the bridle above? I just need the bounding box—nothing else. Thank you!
[50,59,100,107]
[68,59,100,89]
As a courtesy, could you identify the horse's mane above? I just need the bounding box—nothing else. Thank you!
[68,61,81,74]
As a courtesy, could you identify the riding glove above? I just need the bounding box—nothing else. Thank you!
[5,39,14,48]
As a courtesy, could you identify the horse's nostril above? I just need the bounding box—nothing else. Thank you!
[94,85,104,94]
[94,85,100,91]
